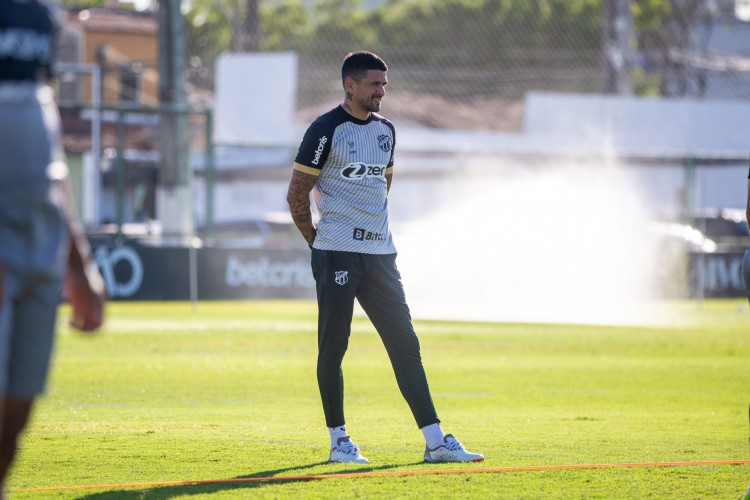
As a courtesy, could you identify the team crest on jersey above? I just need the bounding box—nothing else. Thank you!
[377,135,391,152]
[334,271,349,286]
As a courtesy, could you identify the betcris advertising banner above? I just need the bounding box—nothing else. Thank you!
[89,239,748,301]
[90,238,315,300]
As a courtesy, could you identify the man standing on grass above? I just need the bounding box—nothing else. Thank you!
[0,0,107,493]
[286,51,483,465]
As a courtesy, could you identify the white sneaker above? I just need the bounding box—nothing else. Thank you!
[329,436,369,464]
[424,434,484,463]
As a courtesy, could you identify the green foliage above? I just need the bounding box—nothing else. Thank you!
[375,0,602,64]
[60,0,106,8]
[75,0,721,99]
[7,299,750,498]
[305,0,378,60]
[184,1,235,88]
[631,0,717,97]
[632,66,662,97]
[632,0,673,32]
[260,0,313,52]
[180,0,701,98]
[184,0,604,97]
[363,0,602,97]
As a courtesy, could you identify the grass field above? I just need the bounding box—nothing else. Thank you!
[8,299,750,498]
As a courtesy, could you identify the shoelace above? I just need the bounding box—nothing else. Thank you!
[443,438,463,452]
[337,440,359,455]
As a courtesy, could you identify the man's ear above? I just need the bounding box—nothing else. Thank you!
[344,76,355,94]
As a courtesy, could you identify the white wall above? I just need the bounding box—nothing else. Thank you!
[214,52,298,146]
[206,71,750,226]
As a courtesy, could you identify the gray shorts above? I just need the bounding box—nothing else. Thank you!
[0,269,59,398]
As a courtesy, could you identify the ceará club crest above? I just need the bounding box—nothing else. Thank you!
[377,135,391,152]
[334,271,349,285]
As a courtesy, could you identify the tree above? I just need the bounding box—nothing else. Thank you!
[185,0,314,89]
[367,0,601,98]
[184,1,233,89]
[633,0,722,97]
[260,0,312,52]
[70,0,733,100]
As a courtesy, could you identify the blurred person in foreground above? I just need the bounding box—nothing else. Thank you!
[744,164,750,302]
[286,51,483,464]
[0,0,106,493]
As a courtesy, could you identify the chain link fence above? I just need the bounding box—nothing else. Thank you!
[182,0,750,131]
[55,0,750,300]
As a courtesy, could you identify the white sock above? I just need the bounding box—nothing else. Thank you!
[328,425,348,449]
[421,423,446,449]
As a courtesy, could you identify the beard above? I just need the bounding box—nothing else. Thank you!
[365,97,382,112]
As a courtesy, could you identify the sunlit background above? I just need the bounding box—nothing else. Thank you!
[54,0,750,324]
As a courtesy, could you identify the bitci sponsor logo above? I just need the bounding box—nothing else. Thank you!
[353,228,385,241]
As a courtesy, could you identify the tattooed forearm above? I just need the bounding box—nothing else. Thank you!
[291,213,312,223]
[287,169,318,246]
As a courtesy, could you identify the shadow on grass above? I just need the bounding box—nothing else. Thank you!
[76,460,425,499]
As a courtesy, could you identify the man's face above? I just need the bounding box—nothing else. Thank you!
[350,69,387,113]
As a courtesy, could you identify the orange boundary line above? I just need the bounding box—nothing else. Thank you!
[17,460,750,492]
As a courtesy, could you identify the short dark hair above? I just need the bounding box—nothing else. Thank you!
[341,51,387,86]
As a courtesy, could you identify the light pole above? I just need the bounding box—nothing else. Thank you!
[602,0,634,95]
[158,0,192,241]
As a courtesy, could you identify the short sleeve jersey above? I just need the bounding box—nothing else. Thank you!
[0,0,66,280]
[0,0,59,82]
[294,106,397,254]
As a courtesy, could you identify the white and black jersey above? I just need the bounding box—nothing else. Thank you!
[0,1,66,281]
[294,105,397,254]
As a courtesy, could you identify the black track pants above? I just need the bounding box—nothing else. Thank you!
[311,249,440,429]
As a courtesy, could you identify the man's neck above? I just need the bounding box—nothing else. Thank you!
[341,102,370,121]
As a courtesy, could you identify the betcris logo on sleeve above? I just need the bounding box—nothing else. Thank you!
[341,162,386,179]
[311,136,328,165]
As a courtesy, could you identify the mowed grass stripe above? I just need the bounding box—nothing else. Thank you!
[8,299,750,499]
[17,460,750,493]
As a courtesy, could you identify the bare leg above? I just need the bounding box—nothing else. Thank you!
[0,398,34,495]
